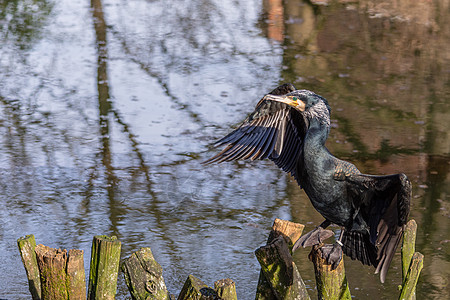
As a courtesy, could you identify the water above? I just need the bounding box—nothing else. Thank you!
[0,0,449,299]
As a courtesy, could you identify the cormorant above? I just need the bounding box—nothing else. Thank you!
[204,84,411,283]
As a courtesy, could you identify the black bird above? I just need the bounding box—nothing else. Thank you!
[204,84,411,283]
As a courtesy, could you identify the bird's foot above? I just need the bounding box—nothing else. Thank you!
[292,226,334,252]
[320,243,343,270]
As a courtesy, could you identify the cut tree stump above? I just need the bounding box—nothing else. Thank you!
[35,244,69,300]
[177,274,217,300]
[214,278,237,300]
[121,247,170,300]
[255,218,307,300]
[309,244,351,300]
[17,234,41,300]
[88,235,121,300]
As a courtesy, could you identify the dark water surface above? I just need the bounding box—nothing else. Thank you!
[1,0,449,299]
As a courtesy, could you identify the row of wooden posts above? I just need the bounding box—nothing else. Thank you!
[17,219,423,299]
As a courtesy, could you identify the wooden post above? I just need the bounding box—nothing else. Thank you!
[17,234,41,300]
[35,244,69,299]
[255,218,307,300]
[255,235,311,300]
[401,220,417,300]
[67,249,87,299]
[309,245,351,300]
[177,274,217,300]
[88,235,121,300]
[270,218,305,251]
[255,274,274,300]
[255,274,275,300]
[21,240,86,300]
[399,219,423,300]
[121,247,170,300]
[398,252,424,300]
[214,278,237,300]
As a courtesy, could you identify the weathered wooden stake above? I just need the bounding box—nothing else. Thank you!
[255,218,307,300]
[121,247,170,300]
[214,278,237,300]
[401,220,417,300]
[67,249,87,299]
[88,235,122,300]
[270,218,305,251]
[17,234,41,300]
[255,235,311,300]
[399,252,424,300]
[254,273,275,300]
[35,244,69,299]
[177,274,217,300]
[310,244,351,300]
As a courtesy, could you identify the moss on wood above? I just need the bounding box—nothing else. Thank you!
[121,247,170,300]
[17,234,41,300]
[88,235,121,300]
[310,245,351,300]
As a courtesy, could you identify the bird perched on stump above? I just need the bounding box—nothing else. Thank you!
[204,83,411,283]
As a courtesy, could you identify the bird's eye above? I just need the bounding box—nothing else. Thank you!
[292,96,298,101]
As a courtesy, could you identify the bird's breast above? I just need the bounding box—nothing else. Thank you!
[302,155,353,226]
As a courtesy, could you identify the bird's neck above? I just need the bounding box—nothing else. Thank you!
[302,118,333,188]
[303,100,331,150]
[305,117,330,151]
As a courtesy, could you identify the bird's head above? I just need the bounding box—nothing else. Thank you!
[264,89,330,113]
[264,89,331,121]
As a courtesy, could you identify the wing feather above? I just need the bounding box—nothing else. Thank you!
[270,115,305,180]
[251,126,276,160]
[204,84,308,186]
[342,173,411,282]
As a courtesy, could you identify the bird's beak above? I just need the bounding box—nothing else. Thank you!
[263,94,306,111]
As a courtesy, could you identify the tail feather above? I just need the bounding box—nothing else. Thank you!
[374,196,404,283]
[374,226,402,283]
[341,230,378,267]
[342,197,406,283]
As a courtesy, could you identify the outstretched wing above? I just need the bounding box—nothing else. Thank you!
[342,173,411,283]
[203,84,308,186]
